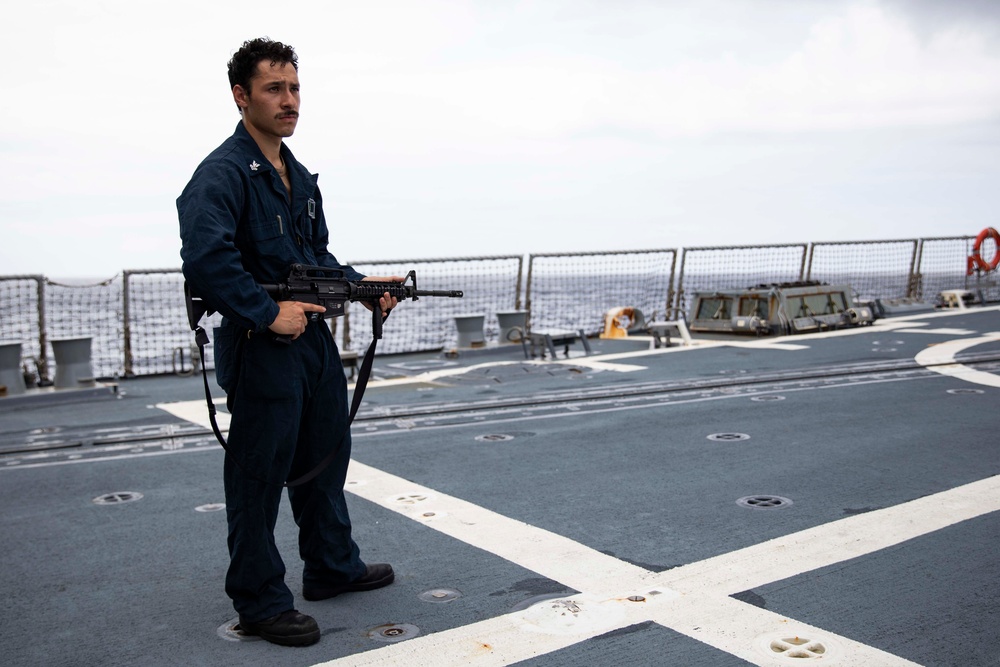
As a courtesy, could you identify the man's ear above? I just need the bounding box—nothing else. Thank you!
[233,84,250,111]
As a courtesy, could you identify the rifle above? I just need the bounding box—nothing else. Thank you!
[264,263,463,340]
[186,263,463,340]
[184,264,463,488]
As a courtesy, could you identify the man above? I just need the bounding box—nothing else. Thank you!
[178,38,397,647]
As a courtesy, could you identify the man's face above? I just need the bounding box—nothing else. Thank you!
[234,60,300,139]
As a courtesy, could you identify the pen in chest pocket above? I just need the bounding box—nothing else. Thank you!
[277,215,283,234]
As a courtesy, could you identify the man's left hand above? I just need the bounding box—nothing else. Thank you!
[361,276,404,316]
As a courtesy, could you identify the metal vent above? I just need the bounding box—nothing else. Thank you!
[195,503,226,513]
[92,492,143,505]
[770,636,826,657]
[708,433,751,442]
[419,588,462,603]
[368,623,420,643]
[476,434,515,442]
[737,495,793,509]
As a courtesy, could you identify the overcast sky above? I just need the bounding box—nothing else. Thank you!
[2,0,999,278]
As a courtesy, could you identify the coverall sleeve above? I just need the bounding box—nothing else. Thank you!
[178,162,280,332]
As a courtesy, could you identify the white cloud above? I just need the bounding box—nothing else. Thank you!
[1,0,999,275]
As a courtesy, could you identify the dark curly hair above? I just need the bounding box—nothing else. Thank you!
[227,37,298,95]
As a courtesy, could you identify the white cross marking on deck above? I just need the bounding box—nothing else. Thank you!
[914,332,1000,389]
[318,462,1000,667]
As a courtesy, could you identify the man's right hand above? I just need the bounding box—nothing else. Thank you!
[269,301,327,339]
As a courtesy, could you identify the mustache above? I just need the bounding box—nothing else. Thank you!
[277,111,298,119]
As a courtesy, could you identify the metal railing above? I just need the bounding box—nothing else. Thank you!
[0,236,986,382]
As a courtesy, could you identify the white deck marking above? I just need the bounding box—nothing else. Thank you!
[346,460,649,596]
[550,358,645,372]
[656,474,1000,595]
[895,328,977,335]
[316,463,1000,666]
[159,398,229,430]
[914,333,1000,388]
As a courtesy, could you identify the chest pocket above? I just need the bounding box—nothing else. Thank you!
[248,215,283,242]
[246,213,287,260]
[242,171,290,252]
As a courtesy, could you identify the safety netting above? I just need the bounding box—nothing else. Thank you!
[675,244,807,316]
[806,240,918,303]
[347,255,523,354]
[525,250,677,335]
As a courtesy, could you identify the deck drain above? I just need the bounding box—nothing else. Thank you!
[755,631,839,662]
[368,623,420,643]
[93,491,143,505]
[419,588,462,603]
[475,434,515,442]
[750,395,785,402]
[216,619,262,642]
[708,433,751,442]
[738,495,793,509]
[947,388,985,395]
[195,503,226,512]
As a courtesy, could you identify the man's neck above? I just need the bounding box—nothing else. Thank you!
[241,119,284,164]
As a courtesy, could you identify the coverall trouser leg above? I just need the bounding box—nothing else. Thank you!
[223,324,364,622]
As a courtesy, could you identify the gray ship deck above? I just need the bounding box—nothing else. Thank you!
[2,306,999,667]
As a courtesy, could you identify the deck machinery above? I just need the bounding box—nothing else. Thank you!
[687,281,876,336]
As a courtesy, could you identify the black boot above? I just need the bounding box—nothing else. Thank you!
[238,609,320,647]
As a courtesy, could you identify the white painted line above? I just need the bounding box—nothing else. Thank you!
[157,400,228,431]
[914,333,1000,389]
[896,328,977,335]
[711,340,810,350]
[551,358,646,372]
[655,473,1000,596]
[355,361,524,389]
[327,460,1000,667]
[314,593,650,667]
[653,596,921,667]
[346,460,649,596]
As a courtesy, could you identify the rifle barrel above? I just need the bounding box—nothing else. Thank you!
[416,289,464,298]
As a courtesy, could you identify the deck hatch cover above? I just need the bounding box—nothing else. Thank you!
[476,434,515,442]
[92,491,143,505]
[737,495,793,509]
[708,433,751,442]
[754,631,840,661]
[195,503,226,512]
[419,588,462,603]
[368,623,420,643]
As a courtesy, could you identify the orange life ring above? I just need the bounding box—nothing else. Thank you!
[968,227,1000,274]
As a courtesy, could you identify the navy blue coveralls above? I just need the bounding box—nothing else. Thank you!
[178,122,366,622]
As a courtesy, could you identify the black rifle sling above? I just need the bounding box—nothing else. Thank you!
[194,305,387,488]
